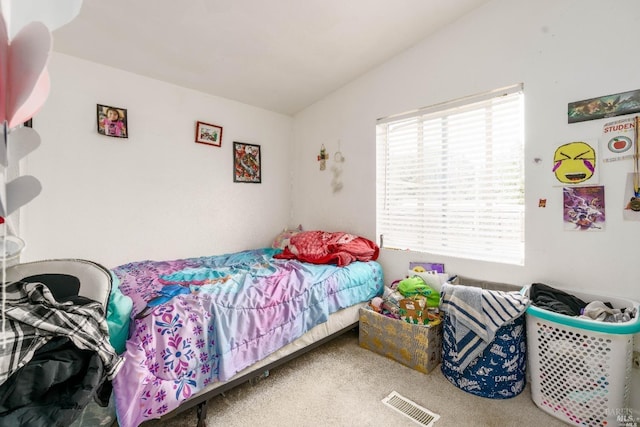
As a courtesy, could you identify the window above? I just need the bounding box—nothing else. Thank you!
[376,84,525,265]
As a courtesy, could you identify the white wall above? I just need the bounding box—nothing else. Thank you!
[22,53,294,268]
[292,0,640,301]
[17,1,639,299]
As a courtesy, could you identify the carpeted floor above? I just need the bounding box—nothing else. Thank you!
[148,328,567,427]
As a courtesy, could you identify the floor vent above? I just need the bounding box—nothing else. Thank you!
[382,391,440,427]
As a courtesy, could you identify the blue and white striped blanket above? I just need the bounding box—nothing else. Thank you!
[440,282,529,371]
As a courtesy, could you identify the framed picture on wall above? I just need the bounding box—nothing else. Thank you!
[233,141,261,183]
[568,89,640,123]
[97,104,128,138]
[195,121,223,147]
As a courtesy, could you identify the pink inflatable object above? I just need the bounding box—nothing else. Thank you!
[0,16,52,128]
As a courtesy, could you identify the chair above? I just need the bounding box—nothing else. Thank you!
[6,258,112,310]
[0,259,117,427]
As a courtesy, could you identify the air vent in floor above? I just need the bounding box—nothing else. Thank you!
[382,391,440,427]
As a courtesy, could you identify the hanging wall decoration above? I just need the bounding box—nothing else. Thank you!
[233,141,261,183]
[563,186,605,231]
[623,173,640,221]
[0,0,83,344]
[195,121,222,147]
[552,140,599,186]
[0,8,54,260]
[97,104,128,138]
[317,144,328,170]
[568,89,640,123]
[623,116,640,220]
[331,143,345,192]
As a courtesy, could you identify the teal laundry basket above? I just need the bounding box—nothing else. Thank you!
[524,286,640,427]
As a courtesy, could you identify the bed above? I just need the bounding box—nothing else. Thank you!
[110,231,383,427]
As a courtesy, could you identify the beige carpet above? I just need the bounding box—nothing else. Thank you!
[149,329,567,427]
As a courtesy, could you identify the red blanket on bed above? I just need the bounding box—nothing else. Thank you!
[274,231,379,266]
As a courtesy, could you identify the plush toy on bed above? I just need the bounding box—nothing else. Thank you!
[272,225,304,250]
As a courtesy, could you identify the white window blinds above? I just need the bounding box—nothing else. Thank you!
[376,84,525,265]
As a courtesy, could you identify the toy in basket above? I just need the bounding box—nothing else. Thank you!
[439,282,529,399]
[524,284,640,427]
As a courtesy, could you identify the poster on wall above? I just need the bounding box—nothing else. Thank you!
[623,173,640,221]
[552,140,599,186]
[568,89,640,123]
[600,116,636,162]
[563,186,605,231]
[233,141,261,183]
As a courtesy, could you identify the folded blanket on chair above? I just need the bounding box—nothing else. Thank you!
[0,280,123,385]
[440,282,529,372]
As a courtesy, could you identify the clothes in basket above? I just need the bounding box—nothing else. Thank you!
[439,282,528,399]
[524,284,640,426]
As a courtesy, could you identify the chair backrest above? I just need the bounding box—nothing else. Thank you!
[6,259,112,311]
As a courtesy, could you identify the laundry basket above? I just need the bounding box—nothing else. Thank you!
[524,286,640,427]
[439,280,529,399]
[441,312,527,399]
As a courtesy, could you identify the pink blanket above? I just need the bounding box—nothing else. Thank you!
[274,231,379,266]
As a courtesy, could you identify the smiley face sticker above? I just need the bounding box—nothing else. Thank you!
[552,141,597,184]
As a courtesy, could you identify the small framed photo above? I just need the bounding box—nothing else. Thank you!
[195,121,223,147]
[233,141,261,183]
[97,104,128,138]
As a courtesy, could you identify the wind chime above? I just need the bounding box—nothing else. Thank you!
[331,140,345,193]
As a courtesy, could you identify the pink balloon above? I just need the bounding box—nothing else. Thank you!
[5,21,52,128]
[0,15,8,123]
[9,69,50,129]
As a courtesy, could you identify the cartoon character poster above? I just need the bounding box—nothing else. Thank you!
[600,116,636,162]
[563,186,605,231]
[552,140,599,186]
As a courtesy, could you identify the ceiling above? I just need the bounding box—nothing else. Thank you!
[52,0,491,116]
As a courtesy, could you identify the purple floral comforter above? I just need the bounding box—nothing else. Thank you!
[111,248,383,427]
